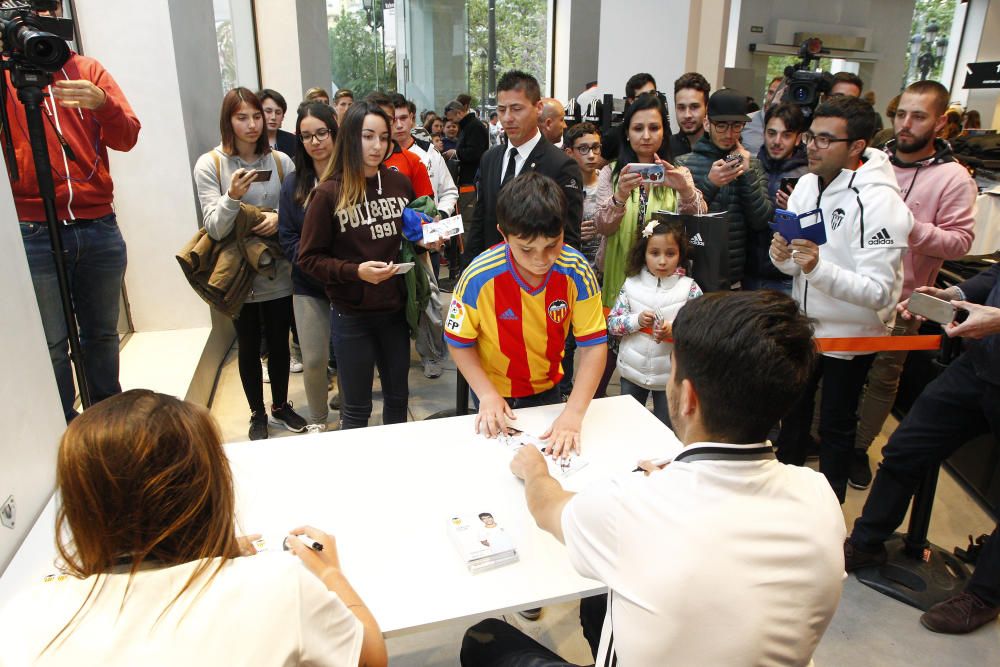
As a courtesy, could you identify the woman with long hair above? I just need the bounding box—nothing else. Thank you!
[0,390,386,666]
[279,102,339,433]
[592,92,705,395]
[193,87,307,440]
[298,102,415,430]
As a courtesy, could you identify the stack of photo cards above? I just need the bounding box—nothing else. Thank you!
[499,428,590,478]
[447,511,519,573]
[421,213,465,244]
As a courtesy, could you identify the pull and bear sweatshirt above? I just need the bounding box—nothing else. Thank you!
[298,167,414,315]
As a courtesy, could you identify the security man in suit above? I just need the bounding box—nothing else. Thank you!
[462,70,583,266]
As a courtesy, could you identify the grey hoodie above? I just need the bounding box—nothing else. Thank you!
[193,146,295,302]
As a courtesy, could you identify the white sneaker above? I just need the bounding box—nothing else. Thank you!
[290,356,304,373]
[305,423,327,434]
[262,362,270,384]
[423,359,443,379]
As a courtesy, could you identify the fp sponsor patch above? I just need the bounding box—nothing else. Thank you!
[446,299,465,332]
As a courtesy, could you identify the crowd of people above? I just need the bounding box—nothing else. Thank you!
[4,4,1000,661]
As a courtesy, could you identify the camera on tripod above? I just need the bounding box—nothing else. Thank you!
[782,37,834,120]
[1,0,73,72]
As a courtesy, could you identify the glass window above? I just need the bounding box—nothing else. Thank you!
[903,0,958,86]
[213,0,259,94]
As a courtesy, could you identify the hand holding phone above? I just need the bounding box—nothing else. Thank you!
[251,169,273,183]
[394,262,416,274]
[905,291,957,325]
[626,163,665,185]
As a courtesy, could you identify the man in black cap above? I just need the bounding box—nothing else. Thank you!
[443,98,490,287]
[676,89,773,289]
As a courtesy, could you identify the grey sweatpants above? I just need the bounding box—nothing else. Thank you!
[292,294,331,424]
[415,253,448,364]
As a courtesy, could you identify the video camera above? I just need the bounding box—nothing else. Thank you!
[0,0,74,73]
[782,38,834,121]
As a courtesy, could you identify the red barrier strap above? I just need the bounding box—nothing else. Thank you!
[816,335,942,353]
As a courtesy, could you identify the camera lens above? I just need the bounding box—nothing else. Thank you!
[793,85,809,103]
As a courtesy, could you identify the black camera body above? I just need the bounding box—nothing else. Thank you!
[782,38,833,121]
[0,0,74,73]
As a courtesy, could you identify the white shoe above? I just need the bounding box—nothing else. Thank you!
[262,362,270,384]
[423,359,443,379]
[290,356,303,373]
[305,423,327,434]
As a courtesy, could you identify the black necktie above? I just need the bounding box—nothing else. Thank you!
[500,148,518,189]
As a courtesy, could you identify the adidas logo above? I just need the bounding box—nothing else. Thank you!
[499,308,519,321]
[690,233,706,246]
[868,228,894,245]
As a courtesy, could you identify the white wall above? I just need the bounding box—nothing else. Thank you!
[73,0,219,333]
[0,180,66,575]
[729,0,916,117]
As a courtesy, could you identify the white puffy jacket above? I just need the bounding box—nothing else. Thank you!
[611,268,700,389]
[770,148,913,359]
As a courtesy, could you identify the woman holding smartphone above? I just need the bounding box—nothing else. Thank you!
[0,390,386,666]
[298,102,415,430]
[194,87,306,440]
[279,102,339,433]
[592,93,705,395]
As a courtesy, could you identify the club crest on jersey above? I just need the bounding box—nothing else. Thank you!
[446,299,465,331]
[547,299,569,324]
[831,208,845,230]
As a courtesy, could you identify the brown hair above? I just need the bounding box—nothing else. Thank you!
[219,87,269,156]
[904,80,950,116]
[48,390,241,649]
[305,86,331,102]
[625,219,689,277]
[320,101,394,211]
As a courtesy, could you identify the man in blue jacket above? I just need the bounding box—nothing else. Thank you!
[845,263,1000,635]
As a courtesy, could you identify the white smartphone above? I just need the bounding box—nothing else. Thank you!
[907,291,956,324]
[625,163,665,184]
[394,262,416,274]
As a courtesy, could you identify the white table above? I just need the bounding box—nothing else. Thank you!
[0,396,681,637]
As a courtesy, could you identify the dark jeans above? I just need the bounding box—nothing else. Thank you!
[776,353,874,503]
[619,377,670,426]
[20,216,127,422]
[234,296,292,413]
[461,618,587,667]
[594,348,617,399]
[559,332,576,396]
[330,306,409,429]
[850,353,1000,606]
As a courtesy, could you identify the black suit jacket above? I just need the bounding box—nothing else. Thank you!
[463,134,583,265]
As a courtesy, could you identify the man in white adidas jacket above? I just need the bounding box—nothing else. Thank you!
[770,95,913,503]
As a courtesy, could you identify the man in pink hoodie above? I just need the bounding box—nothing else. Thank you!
[851,80,976,489]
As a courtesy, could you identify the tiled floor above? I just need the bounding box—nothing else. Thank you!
[210,342,1000,665]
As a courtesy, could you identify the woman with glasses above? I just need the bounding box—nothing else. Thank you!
[298,102,416,430]
[278,102,339,433]
[592,92,704,395]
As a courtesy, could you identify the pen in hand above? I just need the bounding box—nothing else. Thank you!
[632,457,672,473]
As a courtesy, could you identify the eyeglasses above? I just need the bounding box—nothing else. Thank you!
[801,132,853,149]
[300,128,333,144]
[710,121,746,133]
[573,143,602,155]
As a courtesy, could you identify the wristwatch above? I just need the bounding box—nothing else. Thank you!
[611,195,625,208]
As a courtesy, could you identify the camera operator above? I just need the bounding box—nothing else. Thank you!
[676,89,773,289]
[3,0,141,422]
[830,72,863,98]
[845,264,1000,635]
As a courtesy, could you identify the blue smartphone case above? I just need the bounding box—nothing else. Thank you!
[769,208,827,245]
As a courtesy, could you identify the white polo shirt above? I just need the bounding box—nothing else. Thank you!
[562,441,845,667]
[0,552,363,666]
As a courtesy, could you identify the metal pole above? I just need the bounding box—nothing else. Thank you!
[487,0,496,105]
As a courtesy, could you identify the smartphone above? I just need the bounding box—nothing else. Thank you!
[626,163,665,184]
[907,292,956,324]
[251,169,272,183]
[394,262,416,274]
[725,152,743,168]
[780,177,799,192]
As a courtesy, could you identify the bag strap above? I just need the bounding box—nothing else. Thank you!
[274,152,285,184]
[212,151,222,193]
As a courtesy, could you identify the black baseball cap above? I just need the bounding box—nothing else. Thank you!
[707,89,751,122]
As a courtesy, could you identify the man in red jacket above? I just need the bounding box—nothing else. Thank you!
[3,7,141,421]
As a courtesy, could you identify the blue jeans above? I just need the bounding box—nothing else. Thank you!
[742,275,793,295]
[20,216,127,422]
[330,306,409,429]
[619,377,670,426]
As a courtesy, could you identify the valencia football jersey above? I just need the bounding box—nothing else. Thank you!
[445,244,607,398]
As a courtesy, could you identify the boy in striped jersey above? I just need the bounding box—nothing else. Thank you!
[446,173,607,457]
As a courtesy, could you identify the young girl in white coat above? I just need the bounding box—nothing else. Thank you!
[607,219,702,425]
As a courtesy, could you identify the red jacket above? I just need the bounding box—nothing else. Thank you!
[384,142,434,200]
[3,52,140,221]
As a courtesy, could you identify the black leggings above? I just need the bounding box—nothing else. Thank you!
[234,296,292,413]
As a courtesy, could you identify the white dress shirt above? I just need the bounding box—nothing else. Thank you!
[499,129,542,183]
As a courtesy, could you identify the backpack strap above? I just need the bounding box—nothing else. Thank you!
[274,152,285,184]
[212,150,223,194]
